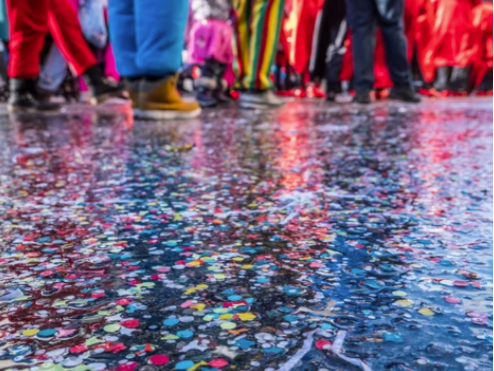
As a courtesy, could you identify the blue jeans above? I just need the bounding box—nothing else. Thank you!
[38,44,67,92]
[108,0,188,78]
[79,0,108,49]
[344,0,411,93]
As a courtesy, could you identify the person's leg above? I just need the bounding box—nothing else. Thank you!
[325,19,347,100]
[245,0,285,91]
[47,0,96,76]
[38,43,68,93]
[375,0,412,90]
[129,0,200,119]
[134,0,188,76]
[449,66,471,93]
[344,0,376,96]
[238,0,286,109]
[6,0,48,79]
[233,0,252,89]
[108,0,139,78]
[48,0,125,104]
[6,0,60,111]
[434,66,452,91]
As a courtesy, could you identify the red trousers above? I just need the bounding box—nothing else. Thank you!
[6,0,96,79]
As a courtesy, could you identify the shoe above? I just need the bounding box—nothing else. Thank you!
[124,78,141,114]
[8,79,60,112]
[307,83,325,98]
[375,88,390,100]
[196,88,218,108]
[83,65,128,105]
[195,77,218,108]
[388,87,421,103]
[138,74,201,119]
[326,91,336,102]
[239,90,285,109]
[213,79,233,105]
[293,88,306,98]
[352,91,371,104]
[214,88,233,104]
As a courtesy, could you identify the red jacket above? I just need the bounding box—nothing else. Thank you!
[425,0,480,68]
[469,2,493,87]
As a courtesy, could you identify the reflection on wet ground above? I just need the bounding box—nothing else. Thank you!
[0,98,491,371]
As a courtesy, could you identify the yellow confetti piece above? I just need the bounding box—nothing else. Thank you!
[53,300,68,308]
[237,312,256,321]
[203,315,215,321]
[162,334,179,340]
[184,284,208,295]
[192,303,206,312]
[392,291,407,297]
[418,308,435,316]
[241,264,253,269]
[393,299,413,307]
[326,249,342,255]
[213,274,226,280]
[187,261,202,267]
[189,361,207,371]
[22,329,39,337]
[220,322,236,330]
[219,314,233,320]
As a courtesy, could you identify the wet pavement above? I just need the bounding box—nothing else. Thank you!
[0,98,492,371]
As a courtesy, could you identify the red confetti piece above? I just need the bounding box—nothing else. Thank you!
[70,344,88,354]
[121,319,140,328]
[148,355,169,365]
[209,359,228,367]
[315,339,332,350]
[444,296,461,304]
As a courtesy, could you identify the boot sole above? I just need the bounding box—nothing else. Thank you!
[135,108,202,120]
[90,91,129,105]
[7,105,61,113]
[239,101,285,110]
[388,95,421,103]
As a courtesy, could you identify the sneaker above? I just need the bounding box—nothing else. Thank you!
[138,74,201,119]
[83,65,128,105]
[213,88,233,104]
[388,87,421,103]
[8,79,60,112]
[352,91,371,104]
[239,90,285,109]
[196,88,218,108]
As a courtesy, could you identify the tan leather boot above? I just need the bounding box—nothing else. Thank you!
[138,74,201,119]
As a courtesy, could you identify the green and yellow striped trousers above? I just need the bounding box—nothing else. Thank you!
[233,0,285,90]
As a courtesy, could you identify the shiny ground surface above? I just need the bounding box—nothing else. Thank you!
[0,98,492,371]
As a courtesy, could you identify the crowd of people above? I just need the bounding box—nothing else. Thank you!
[1,0,492,117]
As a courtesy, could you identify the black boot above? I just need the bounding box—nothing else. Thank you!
[195,59,220,107]
[8,78,60,112]
[83,64,127,105]
[213,62,232,104]
[389,87,421,103]
[353,91,371,104]
[196,86,218,108]
[434,66,452,92]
